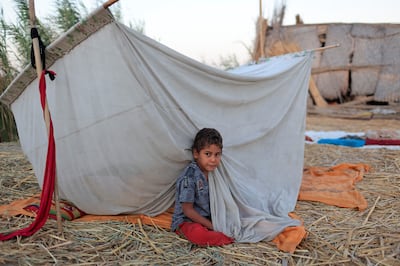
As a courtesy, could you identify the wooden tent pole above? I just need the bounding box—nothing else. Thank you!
[259,0,265,58]
[103,0,120,9]
[309,43,340,53]
[308,43,340,107]
[28,0,42,79]
[28,0,63,234]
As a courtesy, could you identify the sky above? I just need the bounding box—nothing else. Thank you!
[1,0,400,66]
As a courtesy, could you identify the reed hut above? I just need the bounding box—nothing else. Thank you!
[262,23,400,104]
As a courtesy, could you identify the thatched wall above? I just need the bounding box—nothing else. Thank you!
[265,23,400,102]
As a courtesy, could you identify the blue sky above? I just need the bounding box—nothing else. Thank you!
[2,0,399,65]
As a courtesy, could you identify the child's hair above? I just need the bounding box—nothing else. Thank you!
[192,128,223,153]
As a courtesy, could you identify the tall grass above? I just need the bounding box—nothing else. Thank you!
[0,8,18,142]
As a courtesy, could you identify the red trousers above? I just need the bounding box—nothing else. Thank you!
[177,222,234,246]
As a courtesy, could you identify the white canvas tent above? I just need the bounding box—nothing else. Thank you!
[0,6,313,242]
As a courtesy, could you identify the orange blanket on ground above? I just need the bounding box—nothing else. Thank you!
[299,163,370,211]
[0,163,369,253]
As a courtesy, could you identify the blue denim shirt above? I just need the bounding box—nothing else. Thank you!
[171,161,211,231]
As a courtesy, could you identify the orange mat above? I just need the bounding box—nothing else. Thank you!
[74,209,174,229]
[0,163,369,253]
[0,195,173,230]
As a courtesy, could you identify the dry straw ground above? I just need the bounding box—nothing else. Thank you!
[0,113,399,265]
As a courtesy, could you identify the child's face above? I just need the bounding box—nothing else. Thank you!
[193,144,222,177]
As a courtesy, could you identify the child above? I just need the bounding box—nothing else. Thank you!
[171,128,234,246]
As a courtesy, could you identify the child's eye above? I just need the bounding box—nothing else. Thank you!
[204,152,211,157]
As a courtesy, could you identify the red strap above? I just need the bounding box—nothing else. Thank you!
[0,70,57,240]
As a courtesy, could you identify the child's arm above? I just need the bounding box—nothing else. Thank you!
[182,202,213,230]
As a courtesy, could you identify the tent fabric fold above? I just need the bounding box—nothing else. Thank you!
[1,9,313,243]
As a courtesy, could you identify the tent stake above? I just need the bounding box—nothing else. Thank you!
[28,0,63,234]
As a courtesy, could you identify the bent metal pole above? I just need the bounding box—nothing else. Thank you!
[28,0,63,234]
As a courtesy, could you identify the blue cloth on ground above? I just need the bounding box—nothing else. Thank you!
[317,138,366,147]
